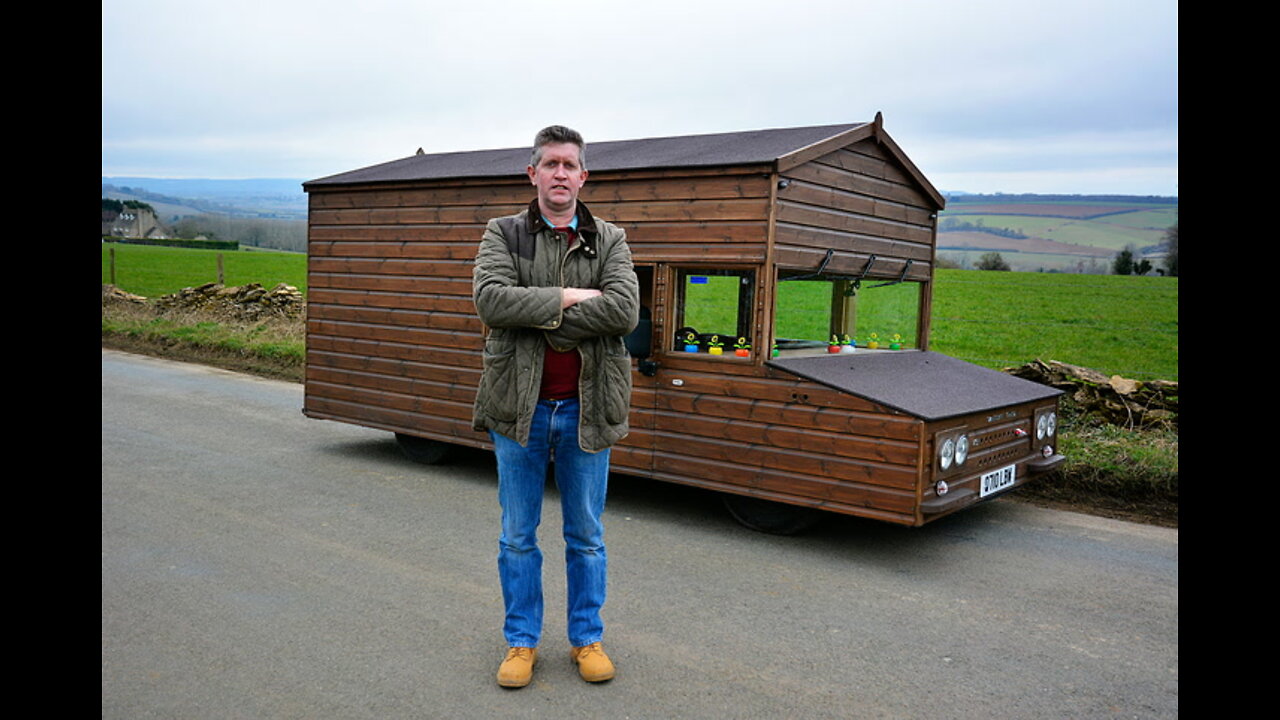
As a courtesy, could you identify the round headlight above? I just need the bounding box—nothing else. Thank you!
[955,434,969,465]
[936,480,949,496]
[1042,444,1054,458]
[940,437,955,470]
[1036,413,1048,439]
[1046,412,1057,437]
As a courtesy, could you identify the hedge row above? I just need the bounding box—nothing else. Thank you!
[103,236,240,251]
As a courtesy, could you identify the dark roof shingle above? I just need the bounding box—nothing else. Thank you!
[305,122,865,188]
[769,351,1062,421]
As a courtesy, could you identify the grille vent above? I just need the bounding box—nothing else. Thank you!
[975,447,1021,469]
[972,423,1029,449]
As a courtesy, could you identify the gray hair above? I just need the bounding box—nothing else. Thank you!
[530,125,586,170]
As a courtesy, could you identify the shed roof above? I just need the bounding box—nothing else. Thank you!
[305,122,867,188]
[769,351,1062,421]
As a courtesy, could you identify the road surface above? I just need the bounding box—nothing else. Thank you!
[102,349,1178,718]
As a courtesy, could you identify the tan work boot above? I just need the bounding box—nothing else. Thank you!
[570,642,615,682]
[496,646,537,688]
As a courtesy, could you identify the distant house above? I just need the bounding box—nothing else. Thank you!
[102,203,167,239]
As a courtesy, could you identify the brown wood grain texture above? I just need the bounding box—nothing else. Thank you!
[785,160,933,211]
[307,288,474,313]
[306,336,481,368]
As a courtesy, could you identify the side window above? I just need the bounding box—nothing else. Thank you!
[672,268,755,358]
[773,272,920,356]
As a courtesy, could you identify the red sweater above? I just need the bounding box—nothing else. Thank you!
[539,227,582,400]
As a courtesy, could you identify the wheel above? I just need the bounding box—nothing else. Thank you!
[394,433,453,465]
[722,494,822,535]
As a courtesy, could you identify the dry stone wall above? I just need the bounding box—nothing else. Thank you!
[102,282,305,321]
[1004,359,1177,429]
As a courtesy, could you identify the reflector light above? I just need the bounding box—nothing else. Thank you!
[936,480,949,496]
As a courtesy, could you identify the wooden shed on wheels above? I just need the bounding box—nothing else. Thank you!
[302,114,1064,532]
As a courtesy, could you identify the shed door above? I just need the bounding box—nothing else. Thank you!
[615,264,658,476]
[646,266,760,486]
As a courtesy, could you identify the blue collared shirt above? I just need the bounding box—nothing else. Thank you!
[542,213,579,232]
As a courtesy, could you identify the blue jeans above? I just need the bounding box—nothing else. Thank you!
[491,398,610,648]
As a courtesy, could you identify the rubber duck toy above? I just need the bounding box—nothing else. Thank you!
[707,334,724,356]
[828,334,842,354]
[682,330,700,353]
[867,332,880,350]
[839,333,856,353]
[890,333,902,350]
[734,336,751,358]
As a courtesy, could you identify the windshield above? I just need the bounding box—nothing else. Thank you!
[773,272,920,355]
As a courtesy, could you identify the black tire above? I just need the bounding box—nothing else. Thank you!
[394,433,453,465]
[722,494,822,535]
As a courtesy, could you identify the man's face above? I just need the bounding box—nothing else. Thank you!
[527,142,588,217]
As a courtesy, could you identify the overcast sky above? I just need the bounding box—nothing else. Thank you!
[101,0,1178,196]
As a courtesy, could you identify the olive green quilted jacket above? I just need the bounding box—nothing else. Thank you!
[471,200,639,452]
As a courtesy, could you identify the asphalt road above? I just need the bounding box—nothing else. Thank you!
[102,349,1178,719]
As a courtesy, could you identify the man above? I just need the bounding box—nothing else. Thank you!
[471,125,639,688]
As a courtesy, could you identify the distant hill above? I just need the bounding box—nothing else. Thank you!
[102,178,309,252]
[937,193,1177,273]
[101,177,307,223]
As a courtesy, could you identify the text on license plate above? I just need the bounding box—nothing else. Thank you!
[979,464,1017,498]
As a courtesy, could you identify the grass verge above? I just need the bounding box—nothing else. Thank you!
[101,300,305,383]
[101,300,1177,527]
[1012,402,1178,527]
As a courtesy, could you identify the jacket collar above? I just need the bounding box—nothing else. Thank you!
[525,198,600,257]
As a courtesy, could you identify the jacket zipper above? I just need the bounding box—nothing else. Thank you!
[558,231,590,415]
[529,229,582,406]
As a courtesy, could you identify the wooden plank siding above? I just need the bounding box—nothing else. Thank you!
[305,178,506,448]
[773,138,938,283]
[304,128,948,526]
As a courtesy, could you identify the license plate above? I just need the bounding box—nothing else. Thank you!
[979,464,1017,497]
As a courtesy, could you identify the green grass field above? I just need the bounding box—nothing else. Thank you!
[103,244,1178,380]
[931,270,1177,379]
[102,243,307,297]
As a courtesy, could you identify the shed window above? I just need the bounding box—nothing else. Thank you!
[672,269,755,357]
[773,272,920,355]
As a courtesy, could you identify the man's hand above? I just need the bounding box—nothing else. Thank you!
[561,287,603,309]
